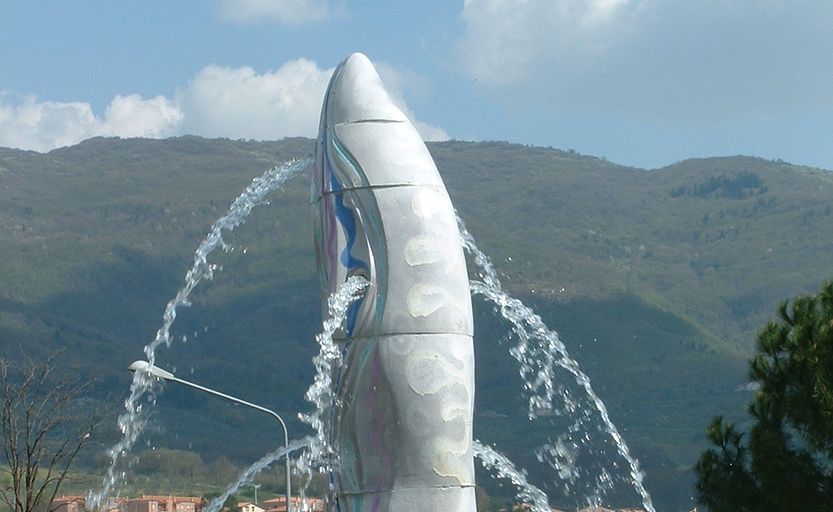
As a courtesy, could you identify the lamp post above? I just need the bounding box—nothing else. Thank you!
[252,484,260,506]
[128,361,292,512]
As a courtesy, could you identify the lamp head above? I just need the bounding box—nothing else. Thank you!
[128,360,174,380]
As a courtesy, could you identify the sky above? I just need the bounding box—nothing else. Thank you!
[2,0,832,170]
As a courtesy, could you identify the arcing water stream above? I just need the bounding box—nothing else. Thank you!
[203,437,312,512]
[178,276,369,512]
[473,441,550,512]
[457,216,656,512]
[88,157,311,509]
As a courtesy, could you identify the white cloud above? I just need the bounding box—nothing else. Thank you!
[177,59,332,140]
[455,0,833,122]
[216,0,343,25]
[102,95,183,138]
[458,0,634,86]
[0,58,448,151]
[178,58,449,141]
[0,92,181,152]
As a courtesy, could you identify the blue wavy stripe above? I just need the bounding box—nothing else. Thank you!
[329,171,367,336]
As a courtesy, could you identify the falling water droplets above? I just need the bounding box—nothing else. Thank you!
[296,276,369,481]
[457,214,655,512]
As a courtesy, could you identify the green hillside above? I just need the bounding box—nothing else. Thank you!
[433,141,833,352]
[1,136,831,510]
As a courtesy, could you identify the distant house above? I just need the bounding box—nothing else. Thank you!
[237,502,265,512]
[124,498,159,512]
[125,495,202,512]
[50,495,127,512]
[262,496,323,512]
[50,494,204,512]
[51,495,86,512]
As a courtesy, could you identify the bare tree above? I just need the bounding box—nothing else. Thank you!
[0,354,108,512]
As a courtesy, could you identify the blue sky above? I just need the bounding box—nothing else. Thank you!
[2,0,832,170]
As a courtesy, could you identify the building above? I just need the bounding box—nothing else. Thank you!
[262,496,323,512]
[237,502,265,512]
[51,496,86,512]
[51,496,126,512]
[125,495,202,512]
[50,494,204,512]
[124,498,158,512]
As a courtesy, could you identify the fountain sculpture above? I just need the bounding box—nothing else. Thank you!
[93,52,655,512]
[312,53,476,511]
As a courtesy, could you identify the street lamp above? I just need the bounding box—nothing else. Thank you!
[128,361,292,512]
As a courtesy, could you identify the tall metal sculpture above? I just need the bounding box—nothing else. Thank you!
[312,53,476,511]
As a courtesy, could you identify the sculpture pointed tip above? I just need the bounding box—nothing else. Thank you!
[342,52,372,69]
[324,52,408,126]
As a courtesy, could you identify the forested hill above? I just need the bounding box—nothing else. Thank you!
[433,141,832,352]
[2,136,831,510]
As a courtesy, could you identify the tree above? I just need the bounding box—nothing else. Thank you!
[696,280,833,511]
[0,354,108,512]
[135,448,205,479]
[207,455,239,486]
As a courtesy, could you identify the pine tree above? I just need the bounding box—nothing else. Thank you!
[696,281,833,511]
